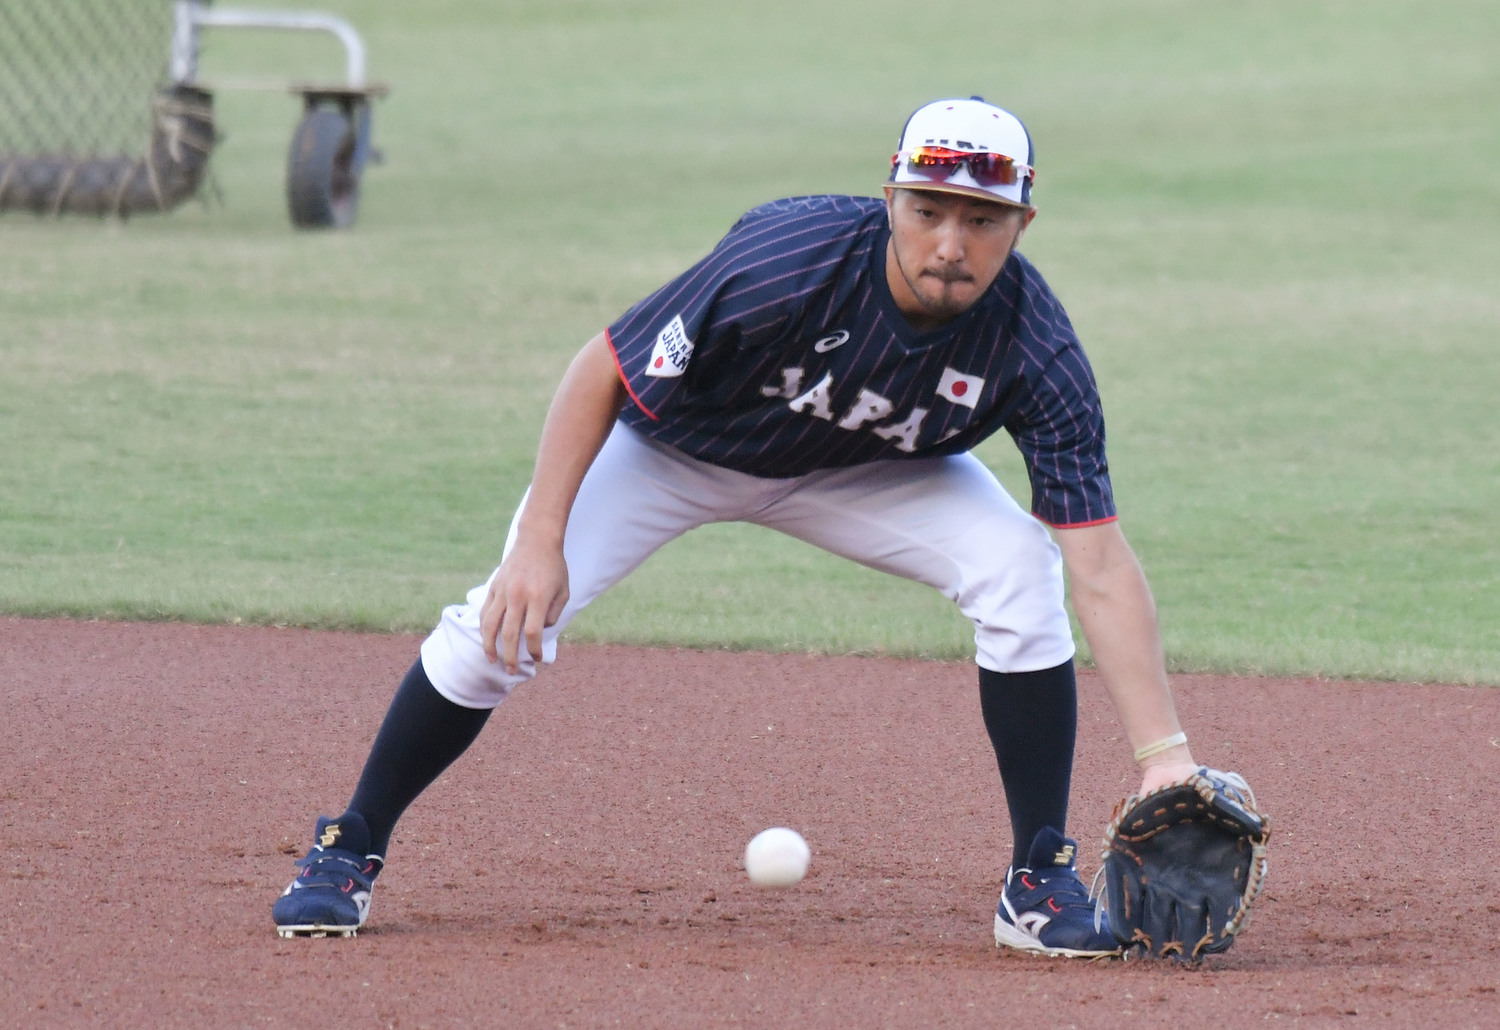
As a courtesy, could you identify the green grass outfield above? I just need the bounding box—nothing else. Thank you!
[2,0,1496,684]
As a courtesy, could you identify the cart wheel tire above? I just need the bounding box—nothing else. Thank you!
[287,108,360,229]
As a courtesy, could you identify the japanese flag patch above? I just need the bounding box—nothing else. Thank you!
[645,314,693,378]
[936,367,984,409]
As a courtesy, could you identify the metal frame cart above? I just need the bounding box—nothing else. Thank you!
[172,0,387,228]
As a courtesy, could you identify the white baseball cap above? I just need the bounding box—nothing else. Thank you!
[887,97,1036,209]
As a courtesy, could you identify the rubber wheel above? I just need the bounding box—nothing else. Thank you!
[286,108,360,229]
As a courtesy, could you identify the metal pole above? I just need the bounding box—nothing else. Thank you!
[186,6,369,88]
[169,1,206,84]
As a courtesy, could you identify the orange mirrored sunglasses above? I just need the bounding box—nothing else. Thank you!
[893,146,1035,188]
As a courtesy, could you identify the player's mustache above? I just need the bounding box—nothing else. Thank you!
[924,265,973,284]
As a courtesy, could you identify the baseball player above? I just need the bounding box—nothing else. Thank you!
[273,97,1201,957]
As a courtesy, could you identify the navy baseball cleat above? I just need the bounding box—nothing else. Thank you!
[994,826,1122,958]
[273,813,384,938]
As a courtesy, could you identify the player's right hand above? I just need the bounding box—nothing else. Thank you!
[479,539,570,674]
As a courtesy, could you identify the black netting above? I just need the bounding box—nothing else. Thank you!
[0,0,214,216]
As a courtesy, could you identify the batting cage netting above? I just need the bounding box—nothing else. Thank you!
[0,0,214,217]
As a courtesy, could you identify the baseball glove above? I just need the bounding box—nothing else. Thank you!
[1099,767,1269,962]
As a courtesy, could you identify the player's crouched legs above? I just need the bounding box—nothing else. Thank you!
[994,825,1121,959]
[963,510,1075,675]
[420,569,558,708]
[274,573,544,939]
[978,657,1119,959]
[273,812,383,938]
[954,500,1119,957]
[272,655,498,938]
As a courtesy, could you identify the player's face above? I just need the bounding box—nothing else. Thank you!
[883,188,1034,329]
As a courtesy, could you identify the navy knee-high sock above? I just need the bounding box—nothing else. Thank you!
[977,660,1078,870]
[344,659,491,859]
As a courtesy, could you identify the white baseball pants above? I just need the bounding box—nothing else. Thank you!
[420,422,1075,709]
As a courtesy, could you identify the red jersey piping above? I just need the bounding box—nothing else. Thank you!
[1036,514,1119,530]
[604,328,659,422]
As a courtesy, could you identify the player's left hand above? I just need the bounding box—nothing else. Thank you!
[1100,768,1270,961]
[1138,759,1198,795]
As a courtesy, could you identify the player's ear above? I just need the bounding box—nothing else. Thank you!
[882,185,896,229]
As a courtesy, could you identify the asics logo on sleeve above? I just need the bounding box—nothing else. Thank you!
[812,330,850,353]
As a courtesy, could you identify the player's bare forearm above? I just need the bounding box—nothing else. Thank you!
[1053,521,1197,787]
[513,331,629,547]
[481,331,627,671]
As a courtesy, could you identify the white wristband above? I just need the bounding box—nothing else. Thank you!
[1133,731,1188,762]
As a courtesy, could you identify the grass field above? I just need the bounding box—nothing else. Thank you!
[2,0,1496,684]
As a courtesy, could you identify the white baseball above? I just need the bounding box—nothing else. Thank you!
[744,827,810,887]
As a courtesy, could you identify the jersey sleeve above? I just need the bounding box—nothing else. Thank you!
[1007,289,1117,528]
[605,208,800,422]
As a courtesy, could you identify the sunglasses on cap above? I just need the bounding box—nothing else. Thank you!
[893,146,1035,188]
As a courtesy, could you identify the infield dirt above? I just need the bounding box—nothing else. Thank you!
[2,617,1495,1028]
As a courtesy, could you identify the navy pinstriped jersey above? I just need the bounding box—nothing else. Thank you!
[606,195,1115,528]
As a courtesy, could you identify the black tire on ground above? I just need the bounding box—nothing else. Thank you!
[286,108,360,229]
